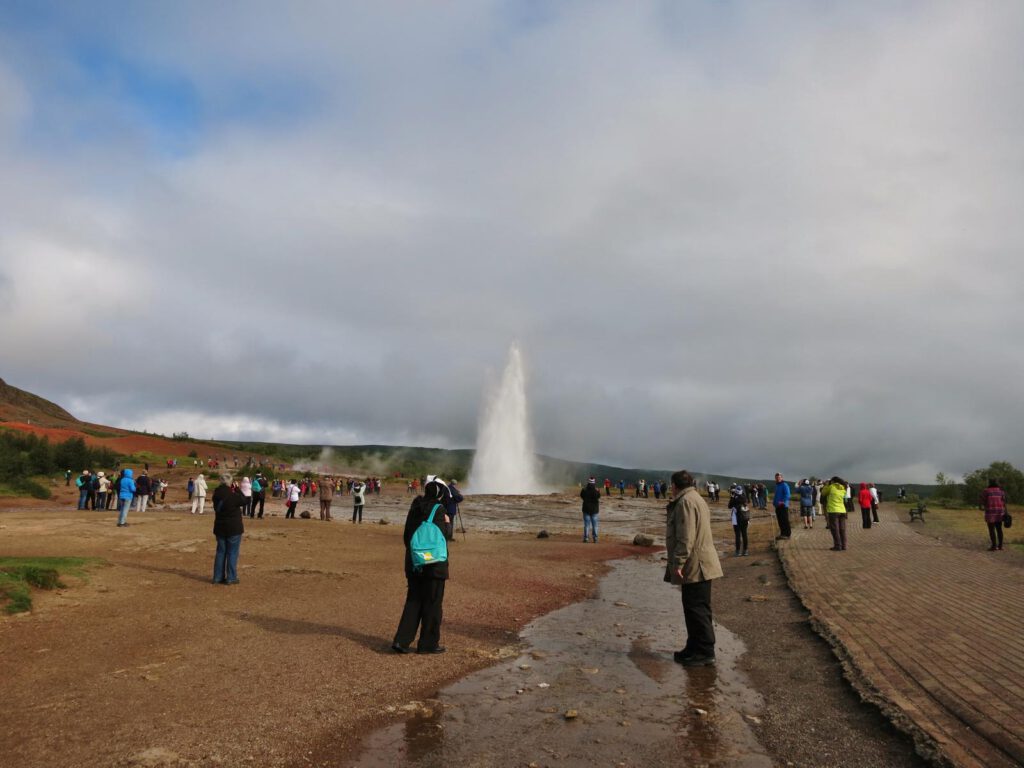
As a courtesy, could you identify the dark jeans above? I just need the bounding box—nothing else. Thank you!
[829,513,847,549]
[681,580,716,657]
[352,504,363,522]
[988,521,1004,547]
[861,507,872,529]
[251,494,265,518]
[285,501,296,518]
[77,488,89,509]
[871,502,879,522]
[733,521,748,553]
[393,577,445,651]
[213,534,242,583]
[241,497,252,517]
[775,504,791,537]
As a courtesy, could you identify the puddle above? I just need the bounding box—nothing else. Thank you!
[347,555,771,767]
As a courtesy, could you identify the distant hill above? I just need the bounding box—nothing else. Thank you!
[0,377,77,425]
[0,378,942,497]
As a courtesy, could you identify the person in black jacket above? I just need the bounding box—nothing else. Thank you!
[580,477,601,543]
[392,479,451,654]
[211,476,245,585]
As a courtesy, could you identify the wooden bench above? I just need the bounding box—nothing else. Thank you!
[909,504,926,523]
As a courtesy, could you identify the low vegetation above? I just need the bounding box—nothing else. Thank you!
[0,556,99,614]
[0,431,120,499]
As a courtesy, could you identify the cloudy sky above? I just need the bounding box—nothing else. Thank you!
[2,1,1022,483]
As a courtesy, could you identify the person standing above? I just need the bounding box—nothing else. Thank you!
[211,476,244,585]
[665,470,724,666]
[251,474,266,519]
[117,469,136,527]
[773,473,792,540]
[191,473,208,515]
[351,480,366,523]
[445,479,464,541]
[580,477,601,543]
[728,484,750,556]
[858,483,874,529]
[319,475,334,521]
[392,479,451,654]
[869,483,880,523]
[980,478,1008,551]
[285,479,300,519]
[822,476,849,551]
[187,477,195,501]
[133,471,151,513]
[798,479,815,529]
[76,470,91,510]
[239,476,253,518]
[95,472,110,511]
[65,469,72,486]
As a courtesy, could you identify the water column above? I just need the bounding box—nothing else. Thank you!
[468,343,544,494]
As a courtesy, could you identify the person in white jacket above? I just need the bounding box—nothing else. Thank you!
[191,473,208,515]
[352,481,366,523]
[239,476,253,518]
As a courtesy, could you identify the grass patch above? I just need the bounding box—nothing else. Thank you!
[0,556,100,614]
[901,503,1024,550]
[80,427,121,439]
[0,478,51,499]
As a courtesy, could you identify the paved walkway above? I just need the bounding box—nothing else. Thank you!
[779,505,1024,768]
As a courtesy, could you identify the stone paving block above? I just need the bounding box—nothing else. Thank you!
[779,505,1024,768]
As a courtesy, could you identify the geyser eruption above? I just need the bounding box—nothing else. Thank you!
[468,343,544,494]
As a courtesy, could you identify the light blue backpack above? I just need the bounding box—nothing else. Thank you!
[410,504,448,570]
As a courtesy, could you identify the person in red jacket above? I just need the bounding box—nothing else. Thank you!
[858,483,874,529]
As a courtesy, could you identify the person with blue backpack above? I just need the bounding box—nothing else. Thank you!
[392,478,451,654]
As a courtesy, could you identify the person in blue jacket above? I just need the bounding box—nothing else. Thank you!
[117,469,136,527]
[773,472,792,540]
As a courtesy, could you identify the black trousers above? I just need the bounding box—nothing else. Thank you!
[352,503,363,522]
[871,502,879,523]
[988,521,1004,547]
[681,580,715,657]
[861,507,873,529]
[775,504,791,537]
[393,577,445,651]
[252,494,265,518]
[733,521,748,553]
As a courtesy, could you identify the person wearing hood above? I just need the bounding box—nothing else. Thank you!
[580,477,601,543]
[117,469,136,527]
[392,478,451,654]
[191,473,208,515]
[821,477,849,551]
[665,470,724,666]
[211,475,245,584]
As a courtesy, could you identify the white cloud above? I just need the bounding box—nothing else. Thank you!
[2,2,1023,481]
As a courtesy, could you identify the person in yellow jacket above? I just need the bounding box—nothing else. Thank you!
[821,476,849,551]
[665,470,723,666]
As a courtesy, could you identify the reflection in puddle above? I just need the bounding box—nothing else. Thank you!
[348,555,771,767]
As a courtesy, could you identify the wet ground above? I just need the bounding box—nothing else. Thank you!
[347,555,772,767]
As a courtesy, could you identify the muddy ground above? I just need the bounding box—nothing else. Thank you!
[0,492,924,767]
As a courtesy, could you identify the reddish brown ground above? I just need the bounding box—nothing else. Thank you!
[0,501,644,768]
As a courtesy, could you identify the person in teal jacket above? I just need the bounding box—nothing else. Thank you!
[117,469,136,527]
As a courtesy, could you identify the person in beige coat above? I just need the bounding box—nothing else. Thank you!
[665,470,723,667]
[191,473,208,515]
